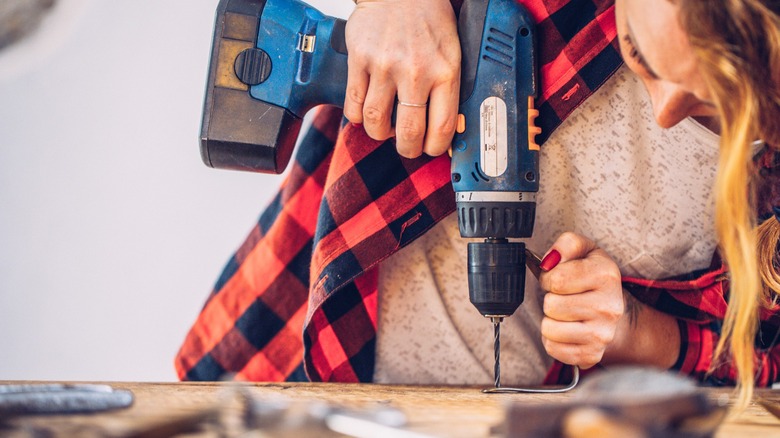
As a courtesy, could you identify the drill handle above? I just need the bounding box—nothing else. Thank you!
[452,0,539,193]
[253,0,348,116]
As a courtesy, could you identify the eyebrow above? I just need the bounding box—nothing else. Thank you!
[625,20,660,80]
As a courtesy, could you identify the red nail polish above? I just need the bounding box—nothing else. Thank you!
[539,249,561,271]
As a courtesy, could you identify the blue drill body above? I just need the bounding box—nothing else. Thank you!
[451,0,538,215]
[251,0,348,116]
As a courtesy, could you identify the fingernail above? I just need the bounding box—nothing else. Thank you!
[539,250,561,271]
[350,122,363,128]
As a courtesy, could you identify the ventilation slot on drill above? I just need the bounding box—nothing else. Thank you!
[483,28,514,70]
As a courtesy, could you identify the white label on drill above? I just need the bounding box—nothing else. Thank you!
[479,96,508,177]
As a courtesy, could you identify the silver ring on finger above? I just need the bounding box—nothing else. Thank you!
[397,100,428,108]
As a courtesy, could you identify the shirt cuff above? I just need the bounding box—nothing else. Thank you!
[671,319,710,378]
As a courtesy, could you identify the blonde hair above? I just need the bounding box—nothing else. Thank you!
[677,0,780,409]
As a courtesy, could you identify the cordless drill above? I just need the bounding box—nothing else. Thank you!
[200,0,539,388]
[452,0,538,389]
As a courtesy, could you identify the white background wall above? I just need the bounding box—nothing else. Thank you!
[0,0,354,381]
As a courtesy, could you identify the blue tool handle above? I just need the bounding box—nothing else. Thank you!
[252,0,348,117]
[451,0,538,195]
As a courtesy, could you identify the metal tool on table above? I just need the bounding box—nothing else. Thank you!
[501,366,728,438]
[0,384,133,416]
[199,0,575,392]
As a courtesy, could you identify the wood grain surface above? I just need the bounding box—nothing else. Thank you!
[1,381,779,437]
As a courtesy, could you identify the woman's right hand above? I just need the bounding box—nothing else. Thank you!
[344,0,461,158]
[538,232,625,370]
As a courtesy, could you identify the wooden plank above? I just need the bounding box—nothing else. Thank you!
[0,382,779,437]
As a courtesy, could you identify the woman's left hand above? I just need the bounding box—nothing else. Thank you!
[538,232,625,369]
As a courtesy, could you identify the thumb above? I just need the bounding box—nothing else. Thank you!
[541,232,598,271]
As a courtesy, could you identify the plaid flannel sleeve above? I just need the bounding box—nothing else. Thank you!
[175,106,345,381]
[624,264,780,387]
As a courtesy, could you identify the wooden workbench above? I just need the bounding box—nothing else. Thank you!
[2,382,780,437]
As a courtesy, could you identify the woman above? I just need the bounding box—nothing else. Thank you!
[177,0,779,410]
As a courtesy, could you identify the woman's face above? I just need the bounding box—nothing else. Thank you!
[615,0,718,128]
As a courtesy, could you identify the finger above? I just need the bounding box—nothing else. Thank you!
[540,253,621,296]
[543,292,593,322]
[422,76,459,156]
[548,231,598,264]
[394,90,429,158]
[541,317,615,347]
[543,338,602,370]
[361,72,395,141]
[344,60,369,124]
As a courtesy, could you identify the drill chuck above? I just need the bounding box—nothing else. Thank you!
[457,197,536,238]
[467,239,526,318]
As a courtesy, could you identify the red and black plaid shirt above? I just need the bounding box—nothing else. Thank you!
[176,0,780,385]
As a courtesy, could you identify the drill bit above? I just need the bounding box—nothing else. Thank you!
[491,317,503,388]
